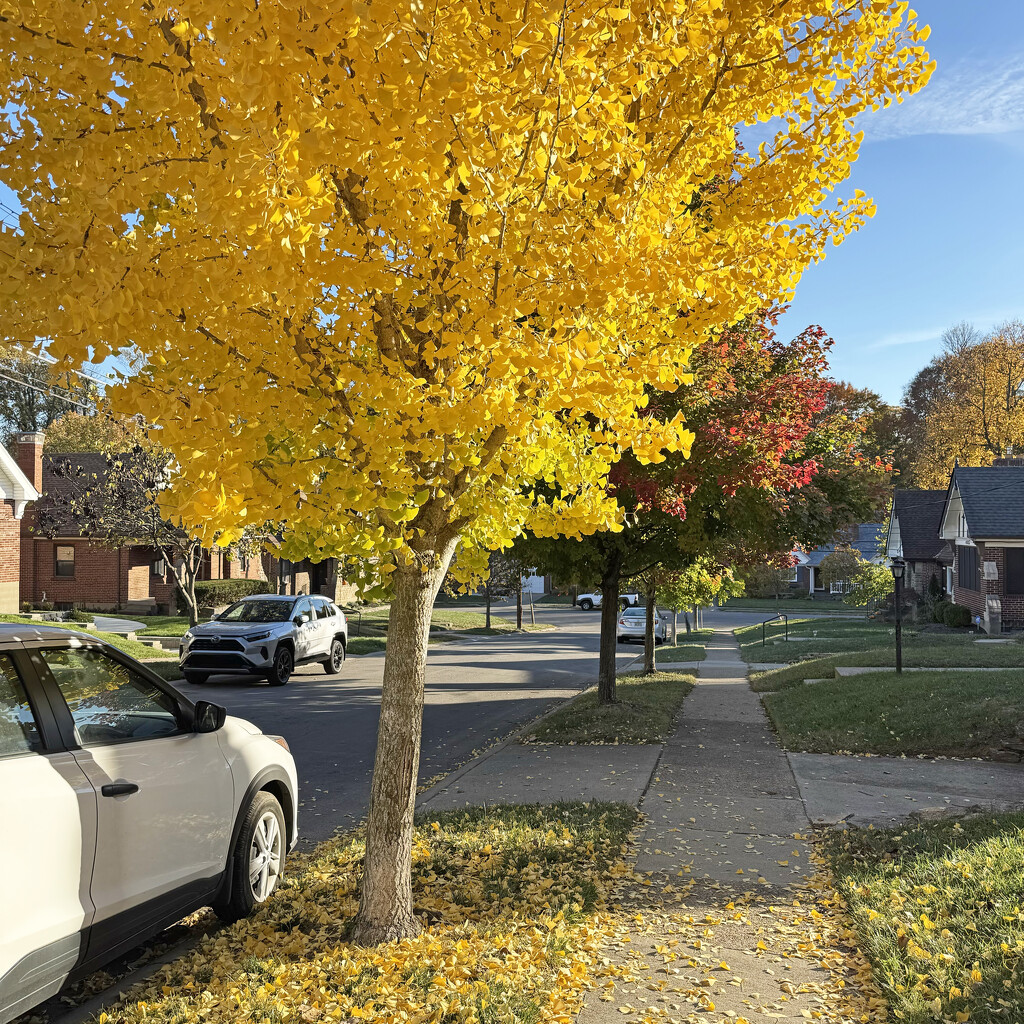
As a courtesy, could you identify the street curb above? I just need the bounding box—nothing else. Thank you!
[48,933,203,1024]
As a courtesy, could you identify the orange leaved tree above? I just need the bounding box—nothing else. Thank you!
[0,0,930,941]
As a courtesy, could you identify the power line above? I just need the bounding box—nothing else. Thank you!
[0,369,93,411]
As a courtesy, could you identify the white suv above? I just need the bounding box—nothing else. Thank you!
[179,594,348,686]
[0,625,299,1024]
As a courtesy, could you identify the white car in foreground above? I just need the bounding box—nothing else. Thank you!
[616,606,668,644]
[0,624,298,1024]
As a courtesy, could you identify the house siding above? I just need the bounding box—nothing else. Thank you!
[0,500,21,612]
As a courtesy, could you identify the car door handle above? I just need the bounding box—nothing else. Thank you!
[101,782,139,797]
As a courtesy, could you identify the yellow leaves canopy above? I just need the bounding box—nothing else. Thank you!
[0,0,931,576]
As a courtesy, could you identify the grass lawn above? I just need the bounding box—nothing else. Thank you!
[762,668,1024,756]
[134,615,198,637]
[824,813,1024,1024]
[721,596,860,613]
[0,614,176,661]
[351,606,552,636]
[739,617,1024,667]
[88,802,637,1024]
[653,627,714,665]
[525,670,695,744]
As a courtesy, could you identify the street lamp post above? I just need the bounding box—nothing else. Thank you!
[890,557,905,675]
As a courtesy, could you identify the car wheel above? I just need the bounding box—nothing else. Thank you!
[267,645,293,686]
[579,599,594,611]
[322,637,345,674]
[214,791,286,922]
[184,672,208,685]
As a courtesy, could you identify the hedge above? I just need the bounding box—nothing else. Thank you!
[942,602,973,628]
[193,578,270,605]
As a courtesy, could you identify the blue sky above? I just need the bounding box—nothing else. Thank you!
[775,0,1024,403]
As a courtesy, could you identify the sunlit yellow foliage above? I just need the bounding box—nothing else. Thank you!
[90,803,638,1024]
[0,1,931,578]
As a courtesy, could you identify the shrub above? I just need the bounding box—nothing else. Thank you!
[68,609,93,623]
[932,598,949,624]
[193,578,270,605]
[942,603,973,628]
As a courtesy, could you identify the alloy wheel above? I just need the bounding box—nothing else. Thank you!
[248,810,282,902]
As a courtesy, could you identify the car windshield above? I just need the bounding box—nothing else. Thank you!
[218,599,294,623]
[623,608,651,617]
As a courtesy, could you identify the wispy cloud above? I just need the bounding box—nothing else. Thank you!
[868,310,1024,350]
[865,53,1024,141]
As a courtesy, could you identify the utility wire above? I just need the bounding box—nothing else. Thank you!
[0,369,93,411]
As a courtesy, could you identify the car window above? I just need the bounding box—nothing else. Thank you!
[0,655,40,757]
[39,647,181,747]
[313,598,332,620]
[293,598,314,624]
[219,599,293,622]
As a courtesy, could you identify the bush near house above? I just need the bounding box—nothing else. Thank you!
[193,578,269,606]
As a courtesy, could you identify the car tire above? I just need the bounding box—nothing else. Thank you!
[322,637,345,674]
[579,599,594,611]
[184,672,208,685]
[214,791,286,923]
[267,645,293,686]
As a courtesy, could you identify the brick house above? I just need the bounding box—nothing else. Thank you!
[885,489,953,597]
[15,433,359,613]
[939,459,1024,633]
[0,439,40,612]
[16,433,267,613]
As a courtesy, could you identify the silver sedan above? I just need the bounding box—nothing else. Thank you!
[616,606,667,644]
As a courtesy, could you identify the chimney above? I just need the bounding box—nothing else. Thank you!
[992,457,1024,468]
[15,432,45,493]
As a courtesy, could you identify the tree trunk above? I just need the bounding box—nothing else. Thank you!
[597,569,621,704]
[485,585,491,630]
[672,609,678,646]
[516,581,523,630]
[351,548,452,945]
[643,582,656,675]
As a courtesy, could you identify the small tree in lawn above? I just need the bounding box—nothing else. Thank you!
[818,546,864,598]
[37,446,208,625]
[742,563,795,601]
[1,2,930,943]
[481,551,523,630]
[659,560,744,643]
[845,562,894,608]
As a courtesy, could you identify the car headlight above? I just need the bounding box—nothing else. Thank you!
[182,630,194,643]
[267,734,290,752]
[244,630,271,642]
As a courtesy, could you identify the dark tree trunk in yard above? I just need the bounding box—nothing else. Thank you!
[352,543,454,945]
[485,584,491,630]
[516,581,523,630]
[643,582,656,675]
[597,565,622,704]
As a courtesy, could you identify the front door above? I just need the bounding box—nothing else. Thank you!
[34,645,234,930]
[0,650,98,1020]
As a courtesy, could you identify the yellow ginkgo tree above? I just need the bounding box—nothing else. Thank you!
[0,0,930,941]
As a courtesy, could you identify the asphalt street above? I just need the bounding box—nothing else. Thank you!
[189,603,818,843]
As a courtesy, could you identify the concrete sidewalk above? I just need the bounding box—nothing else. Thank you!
[578,631,859,1024]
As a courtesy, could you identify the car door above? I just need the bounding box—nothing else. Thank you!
[310,598,334,658]
[32,643,234,938]
[291,597,316,662]
[0,647,98,1023]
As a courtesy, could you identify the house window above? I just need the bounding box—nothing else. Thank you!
[55,545,75,578]
[957,545,980,592]
[1007,549,1024,596]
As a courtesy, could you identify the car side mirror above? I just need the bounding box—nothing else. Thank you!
[293,615,304,625]
[194,700,226,733]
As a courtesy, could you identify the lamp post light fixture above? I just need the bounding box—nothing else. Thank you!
[890,557,906,675]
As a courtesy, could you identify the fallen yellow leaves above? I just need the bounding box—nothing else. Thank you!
[88,803,637,1024]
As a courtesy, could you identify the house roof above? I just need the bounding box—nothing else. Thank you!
[890,489,947,561]
[948,465,1024,540]
[0,441,39,518]
[797,523,884,567]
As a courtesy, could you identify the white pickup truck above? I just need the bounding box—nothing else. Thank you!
[576,592,640,611]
